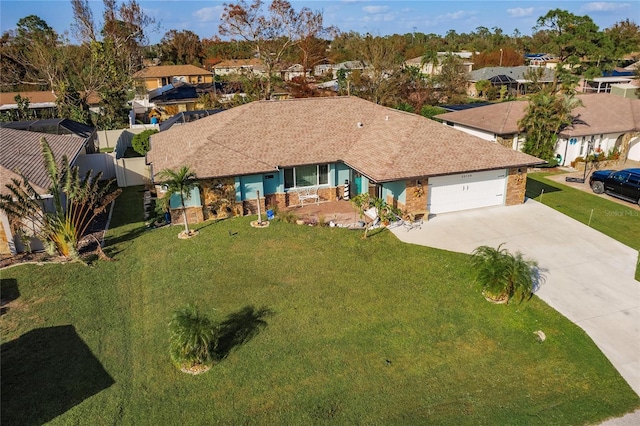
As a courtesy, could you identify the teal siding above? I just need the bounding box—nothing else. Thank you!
[382,181,406,204]
[240,175,265,200]
[169,187,201,209]
[263,171,280,195]
[358,176,369,195]
[335,163,350,188]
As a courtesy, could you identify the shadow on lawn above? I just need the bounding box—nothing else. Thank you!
[0,278,19,316]
[103,225,148,257]
[213,305,273,361]
[525,176,562,199]
[1,325,114,426]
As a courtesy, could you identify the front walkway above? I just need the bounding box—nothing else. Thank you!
[390,199,640,399]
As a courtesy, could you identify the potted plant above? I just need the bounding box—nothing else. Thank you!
[471,244,539,304]
[168,304,217,374]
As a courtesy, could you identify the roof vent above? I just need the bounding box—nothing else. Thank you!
[385,115,389,121]
[357,122,363,128]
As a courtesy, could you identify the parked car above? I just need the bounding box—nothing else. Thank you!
[589,168,640,205]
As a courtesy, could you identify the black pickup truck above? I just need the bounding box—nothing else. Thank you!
[589,168,640,205]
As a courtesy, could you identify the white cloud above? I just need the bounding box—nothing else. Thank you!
[582,2,631,12]
[362,5,390,14]
[507,7,535,18]
[193,6,223,23]
[443,10,468,20]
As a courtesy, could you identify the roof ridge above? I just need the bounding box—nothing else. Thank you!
[499,102,514,134]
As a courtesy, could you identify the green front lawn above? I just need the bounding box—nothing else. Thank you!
[526,172,640,281]
[1,186,638,424]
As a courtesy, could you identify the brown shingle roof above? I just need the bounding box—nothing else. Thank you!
[436,102,527,135]
[0,128,87,196]
[133,65,212,79]
[147,96,542,183]
[435,94,640,138]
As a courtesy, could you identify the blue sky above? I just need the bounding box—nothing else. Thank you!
[0,0,637,44]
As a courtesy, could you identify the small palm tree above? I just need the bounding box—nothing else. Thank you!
[471,244,538,304]
[168,304,217,373]
[157,166,198,235]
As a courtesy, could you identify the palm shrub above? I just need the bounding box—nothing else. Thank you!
[0,137,121,258]
[168,304,217,374]
[471,244,538,304]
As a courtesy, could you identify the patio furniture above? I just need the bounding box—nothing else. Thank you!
[403,210,426,231]
[296,186,320,206]
[387,210,425,231]
[363,206,380,228]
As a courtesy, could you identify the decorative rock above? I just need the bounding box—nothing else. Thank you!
[534,330,546,343]
[178,230,199,239]
[250,220,270,228]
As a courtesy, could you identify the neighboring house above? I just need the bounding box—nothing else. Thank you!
[0,118,98,154]
[611,82,639,100]
[0,91,101,118]
[148,82,215,116]
[212,58,266,77]
[330,61,369,79]
[404,51,474,76]
[434,94,640,166]
[133,65,214,91]
[467,66,556,97]
[524,54,559,68]
[147,96,541,225]
[0,127,96,255]
[281,64,310,81]
[580,74,634,94]
[313,64,334,77]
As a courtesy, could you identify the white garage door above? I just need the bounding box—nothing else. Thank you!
[428,169,507,214]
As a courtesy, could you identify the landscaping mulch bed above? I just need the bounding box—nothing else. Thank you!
[0,210,110,269]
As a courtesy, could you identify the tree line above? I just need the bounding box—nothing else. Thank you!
[1,0,639,129]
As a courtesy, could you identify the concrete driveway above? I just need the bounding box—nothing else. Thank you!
[390,199,640,398]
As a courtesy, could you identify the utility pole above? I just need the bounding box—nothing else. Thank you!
[499,48,503,67]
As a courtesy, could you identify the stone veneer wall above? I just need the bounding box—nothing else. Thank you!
[505,168,527,206]
[170,206,204,225]
[199,178,242,220]
[403,177,428,216]
[496,135,513,149]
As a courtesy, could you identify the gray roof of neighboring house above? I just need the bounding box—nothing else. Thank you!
[0,118,95,140]
[0,127,88,195]
[336,61,368,70]
[406,51,475,65]
[468,66,555,82]
[434,93,640,137]
[147,96,541,183]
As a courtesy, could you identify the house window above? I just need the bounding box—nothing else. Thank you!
[284,164,329,189]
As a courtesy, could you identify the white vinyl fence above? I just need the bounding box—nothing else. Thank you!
[75,152,116,180]
[115,157,149,187]
[83,126,156,187]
